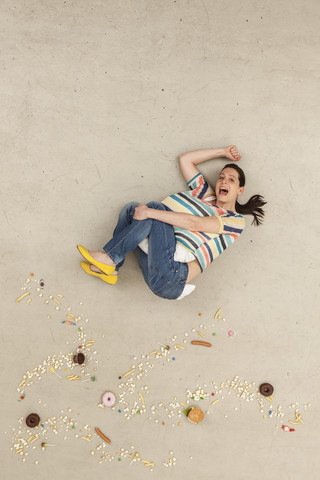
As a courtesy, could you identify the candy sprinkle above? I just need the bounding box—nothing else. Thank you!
[130,452,139,465]
[30,435,40,443]
[121,368,136,379]
[16,292,30,303]
[141,460,155,467]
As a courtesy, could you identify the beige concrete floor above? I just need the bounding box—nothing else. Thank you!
[1,0,320,479]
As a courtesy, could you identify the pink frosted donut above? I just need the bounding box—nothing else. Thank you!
[102,391,116,407]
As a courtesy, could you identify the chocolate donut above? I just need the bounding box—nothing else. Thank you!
[73,353,85,365]
[259,383,274,396]
[26,413,40,428]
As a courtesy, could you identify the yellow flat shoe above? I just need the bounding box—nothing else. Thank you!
[80,262,118,284]
[77,244,116,275]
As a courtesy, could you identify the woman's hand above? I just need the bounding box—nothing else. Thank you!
[133,203,150,221]
[224,145,242,162]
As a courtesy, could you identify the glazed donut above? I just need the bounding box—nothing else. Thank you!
[102,391,116,407]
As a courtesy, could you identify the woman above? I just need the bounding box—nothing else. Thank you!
[77,146,266,300]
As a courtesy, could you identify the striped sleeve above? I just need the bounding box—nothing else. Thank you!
[187,173,215,199]
[218,212,246,237]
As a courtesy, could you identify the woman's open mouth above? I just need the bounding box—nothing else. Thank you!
[219,188,229,196]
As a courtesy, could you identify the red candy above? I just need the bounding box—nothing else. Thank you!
[282,425,295,432]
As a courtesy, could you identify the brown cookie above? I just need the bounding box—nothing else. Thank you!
[187,406,204,424]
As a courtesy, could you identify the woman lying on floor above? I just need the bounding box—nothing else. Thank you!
[77,146,266,300]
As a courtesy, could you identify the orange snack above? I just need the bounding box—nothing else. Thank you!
[191,341,212,347]
[95,427,111,444]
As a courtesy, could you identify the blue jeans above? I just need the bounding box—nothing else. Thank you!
[103,202,189,300]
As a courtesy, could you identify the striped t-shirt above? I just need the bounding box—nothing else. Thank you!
[161,173,245,271]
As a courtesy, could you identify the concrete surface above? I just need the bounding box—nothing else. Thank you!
[1,0,319,479]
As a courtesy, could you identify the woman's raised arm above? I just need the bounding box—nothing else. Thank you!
[179,146,241,183]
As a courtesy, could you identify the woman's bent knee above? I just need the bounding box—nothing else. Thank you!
[121,201,139,211]
[119,202,139,218]
[146,201,166,210]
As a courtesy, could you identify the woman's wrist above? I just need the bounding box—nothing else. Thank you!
[146,207,155,220]
[212,147,226,158]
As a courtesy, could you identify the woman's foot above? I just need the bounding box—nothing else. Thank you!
[88,251,117,275]
[88,250,116,267]
[90,264,118,276]
[77,245,117,276]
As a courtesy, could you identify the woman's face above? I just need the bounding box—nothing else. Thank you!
[215,168,244,205]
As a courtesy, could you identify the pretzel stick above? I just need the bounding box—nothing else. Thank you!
[95,427,111,444]
[191,341,212,347]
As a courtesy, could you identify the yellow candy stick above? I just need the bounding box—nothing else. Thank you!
[16,292,30,303]
[139,392,145,405]
[30,435,40,443]
[121,368,136,378]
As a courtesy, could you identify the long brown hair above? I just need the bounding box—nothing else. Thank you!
[222,164,267,226]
